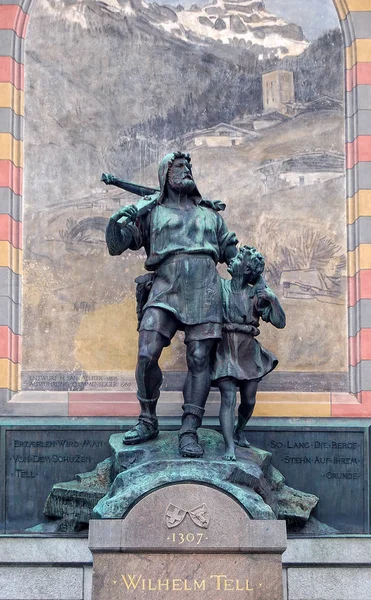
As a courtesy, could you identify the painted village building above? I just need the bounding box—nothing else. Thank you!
[257,151,344,191]
[233,111,290,131]
[181,122,259,148]
[280,268,345,304]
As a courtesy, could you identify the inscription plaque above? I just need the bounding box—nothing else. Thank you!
[89,484,287,600]
[246,428,366,533]
[22,371,135,392]
[0,424,368,534]
[5,429,112,532]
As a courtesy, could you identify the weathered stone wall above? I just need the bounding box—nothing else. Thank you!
[1,537,371,600]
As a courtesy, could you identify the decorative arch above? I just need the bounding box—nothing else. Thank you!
[0,0,370,416]
[332,0,371,415]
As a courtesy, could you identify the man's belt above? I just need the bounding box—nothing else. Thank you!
[157,253,216,267]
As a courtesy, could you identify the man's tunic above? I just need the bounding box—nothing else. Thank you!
[106,200,237,326]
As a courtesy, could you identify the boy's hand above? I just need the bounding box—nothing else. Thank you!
[256,287,275,303]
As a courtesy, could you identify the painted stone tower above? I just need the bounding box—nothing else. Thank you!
[262,70,295,114]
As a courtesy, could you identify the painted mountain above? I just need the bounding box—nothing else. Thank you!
[116,0,308,58]
[53,0,309,58]
[23,0,346,388]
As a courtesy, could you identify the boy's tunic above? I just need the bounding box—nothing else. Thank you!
[210,278,278,383]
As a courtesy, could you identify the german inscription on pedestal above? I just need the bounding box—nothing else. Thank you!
[5,429,112,532]
[89,483,287,600]
[247,428,366,532]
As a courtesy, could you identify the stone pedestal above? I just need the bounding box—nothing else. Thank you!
[89,483,287,600]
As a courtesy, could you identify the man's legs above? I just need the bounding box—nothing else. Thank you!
[123,330,168,444]
[179,338,216,457]
[136,330,166,401]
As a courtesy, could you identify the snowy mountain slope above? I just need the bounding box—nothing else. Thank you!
[37,0,309,59]
[153,0,309,58]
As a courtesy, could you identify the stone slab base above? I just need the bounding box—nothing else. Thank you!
[1,537,371,600]
[89,485,287,600]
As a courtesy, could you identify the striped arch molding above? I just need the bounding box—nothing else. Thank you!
[0,0,370,417]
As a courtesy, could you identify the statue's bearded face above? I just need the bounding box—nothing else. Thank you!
[168,158,196,194]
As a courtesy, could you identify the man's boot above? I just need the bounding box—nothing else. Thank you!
[179,403,205,458]
[123,395,159,445]
[233,408,250,448]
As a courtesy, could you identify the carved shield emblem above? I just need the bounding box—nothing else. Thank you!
[165,504,187,528]
[189,504,210,528]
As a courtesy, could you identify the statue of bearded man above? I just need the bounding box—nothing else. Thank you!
[106,152,238,457]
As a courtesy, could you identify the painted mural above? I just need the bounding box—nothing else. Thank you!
[22,0,346,391]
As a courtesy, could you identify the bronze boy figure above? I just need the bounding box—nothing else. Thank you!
[105,152,238,457]
[210,246,286,461]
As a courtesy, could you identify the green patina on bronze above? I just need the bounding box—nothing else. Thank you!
[213,245,286,461]
[103,155,286,463]
[104,152,238,458]
[40,429,337,535]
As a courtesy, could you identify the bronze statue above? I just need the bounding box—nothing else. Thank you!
[210,246,286,461]
[105,152,238,458]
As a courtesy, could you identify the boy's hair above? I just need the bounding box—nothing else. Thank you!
[239,245,265,278]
